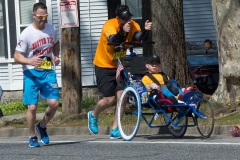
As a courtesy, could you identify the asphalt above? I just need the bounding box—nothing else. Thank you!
[0,112,234,138]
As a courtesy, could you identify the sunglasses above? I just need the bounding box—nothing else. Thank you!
[34,14,48,20]
[147,62,160,66]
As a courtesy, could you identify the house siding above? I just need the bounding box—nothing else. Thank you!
[183,0,216,49]
[0,0,216,91]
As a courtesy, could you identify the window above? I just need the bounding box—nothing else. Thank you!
[108,0,142,24]
[0,0,17,59]
[9,0,17,58]
[125,0,142,18]
[0,0,43,60]
[0,0,5,58]
[19,0,36,32]
[124,0,142,27]
[18,0,46,32]
[107,0,121,19]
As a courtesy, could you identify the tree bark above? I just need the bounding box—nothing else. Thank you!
[142,0,192,87]
[211,0,240,104]
[61,27,82,113]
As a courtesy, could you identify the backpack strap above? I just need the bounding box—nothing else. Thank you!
[146,72,180,96]
[146,72,161,86]
[159,72,169,82]
[146,72,168,85]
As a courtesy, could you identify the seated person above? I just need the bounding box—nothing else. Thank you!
[141,55,180,105]
[204,39,213,51]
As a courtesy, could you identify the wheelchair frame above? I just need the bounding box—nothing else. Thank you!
[116,57,215,141]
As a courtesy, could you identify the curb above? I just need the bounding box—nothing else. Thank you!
[0,125,232,138]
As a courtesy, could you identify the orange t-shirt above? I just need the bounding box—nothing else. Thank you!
[93,18,141,68]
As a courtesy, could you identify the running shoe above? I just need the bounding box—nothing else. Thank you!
[88,111,98,134]
[110,128,122,139]
[36,122,49,144]
[29,136,40,147]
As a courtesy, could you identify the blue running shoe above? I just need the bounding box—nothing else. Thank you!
[88,111,98,134]
[29,136,40,147]
[36,122,49,144]
[110,128,122,139]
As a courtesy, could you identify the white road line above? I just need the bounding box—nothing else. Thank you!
[0,141,76,144]
[88,141,240,145]
[0,140,239,145]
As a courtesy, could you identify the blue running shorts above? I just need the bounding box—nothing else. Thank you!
[23,69,60,105]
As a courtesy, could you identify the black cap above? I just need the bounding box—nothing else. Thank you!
[117,10,133,20]
[147,55,160,63]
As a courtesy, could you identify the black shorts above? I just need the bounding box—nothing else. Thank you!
[95,65,126,97]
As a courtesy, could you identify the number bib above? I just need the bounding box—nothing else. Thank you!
[113,50,126,61]
[35,56,52,70]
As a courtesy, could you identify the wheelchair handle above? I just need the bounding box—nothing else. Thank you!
[107,41,155,46]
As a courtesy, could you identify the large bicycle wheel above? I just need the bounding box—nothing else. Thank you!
[164,111,188,138]
[117,86,142,141]
[195,97,214,138]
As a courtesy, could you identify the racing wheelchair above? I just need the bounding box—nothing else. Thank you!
[116,51,214,141]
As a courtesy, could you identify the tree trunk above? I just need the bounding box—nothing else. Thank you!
[211,0,240,104]
[61,27,82,113]
[142,0,192,87]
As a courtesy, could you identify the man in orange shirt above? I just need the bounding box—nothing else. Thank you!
[88,5,152,139]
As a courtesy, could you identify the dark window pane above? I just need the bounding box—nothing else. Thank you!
[0,0,6,58]
[126,0,142,18]
[9,0,16,58]
[107,0,121,19]
[19,0,35,24]
[133,19,143,30]
[39,0,46,4]
[20,27,27,33]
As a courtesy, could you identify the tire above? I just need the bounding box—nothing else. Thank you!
[195,97,214,138]
[164,111,188,138]
[117,86,142,141]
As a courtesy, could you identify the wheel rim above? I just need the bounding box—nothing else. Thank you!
[196,98,214,138]
[117,86,141,141]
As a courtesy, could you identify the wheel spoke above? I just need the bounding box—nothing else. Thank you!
[163,112,188,138]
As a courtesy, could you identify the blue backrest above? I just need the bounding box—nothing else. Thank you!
[182,91,203,104]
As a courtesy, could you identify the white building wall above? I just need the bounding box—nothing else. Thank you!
[79,0,108,86]
[0,0,217,90]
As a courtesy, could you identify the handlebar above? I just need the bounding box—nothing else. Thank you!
[109,41,155,61]
[107,41,155,46]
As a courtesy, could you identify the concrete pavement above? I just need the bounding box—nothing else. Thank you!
[0,112,234,138]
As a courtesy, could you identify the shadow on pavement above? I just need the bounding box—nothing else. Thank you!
[140,134,201,140]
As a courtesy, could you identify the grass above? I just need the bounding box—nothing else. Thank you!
[1,97,240,128]
[215,111,240,125]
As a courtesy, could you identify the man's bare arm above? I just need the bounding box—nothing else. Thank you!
[52,41,60,57]
[52,41,60,66]
[14,51,42,67]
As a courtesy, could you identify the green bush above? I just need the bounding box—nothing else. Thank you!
[82,98,96,112]
[0,100,63,116]
[0,101,27,115]
[0,98,95,116]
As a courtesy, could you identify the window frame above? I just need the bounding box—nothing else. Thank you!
[121,0,142,19]
[15,0,39,46]
[0,0,9,60]
[0,0,40,62]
